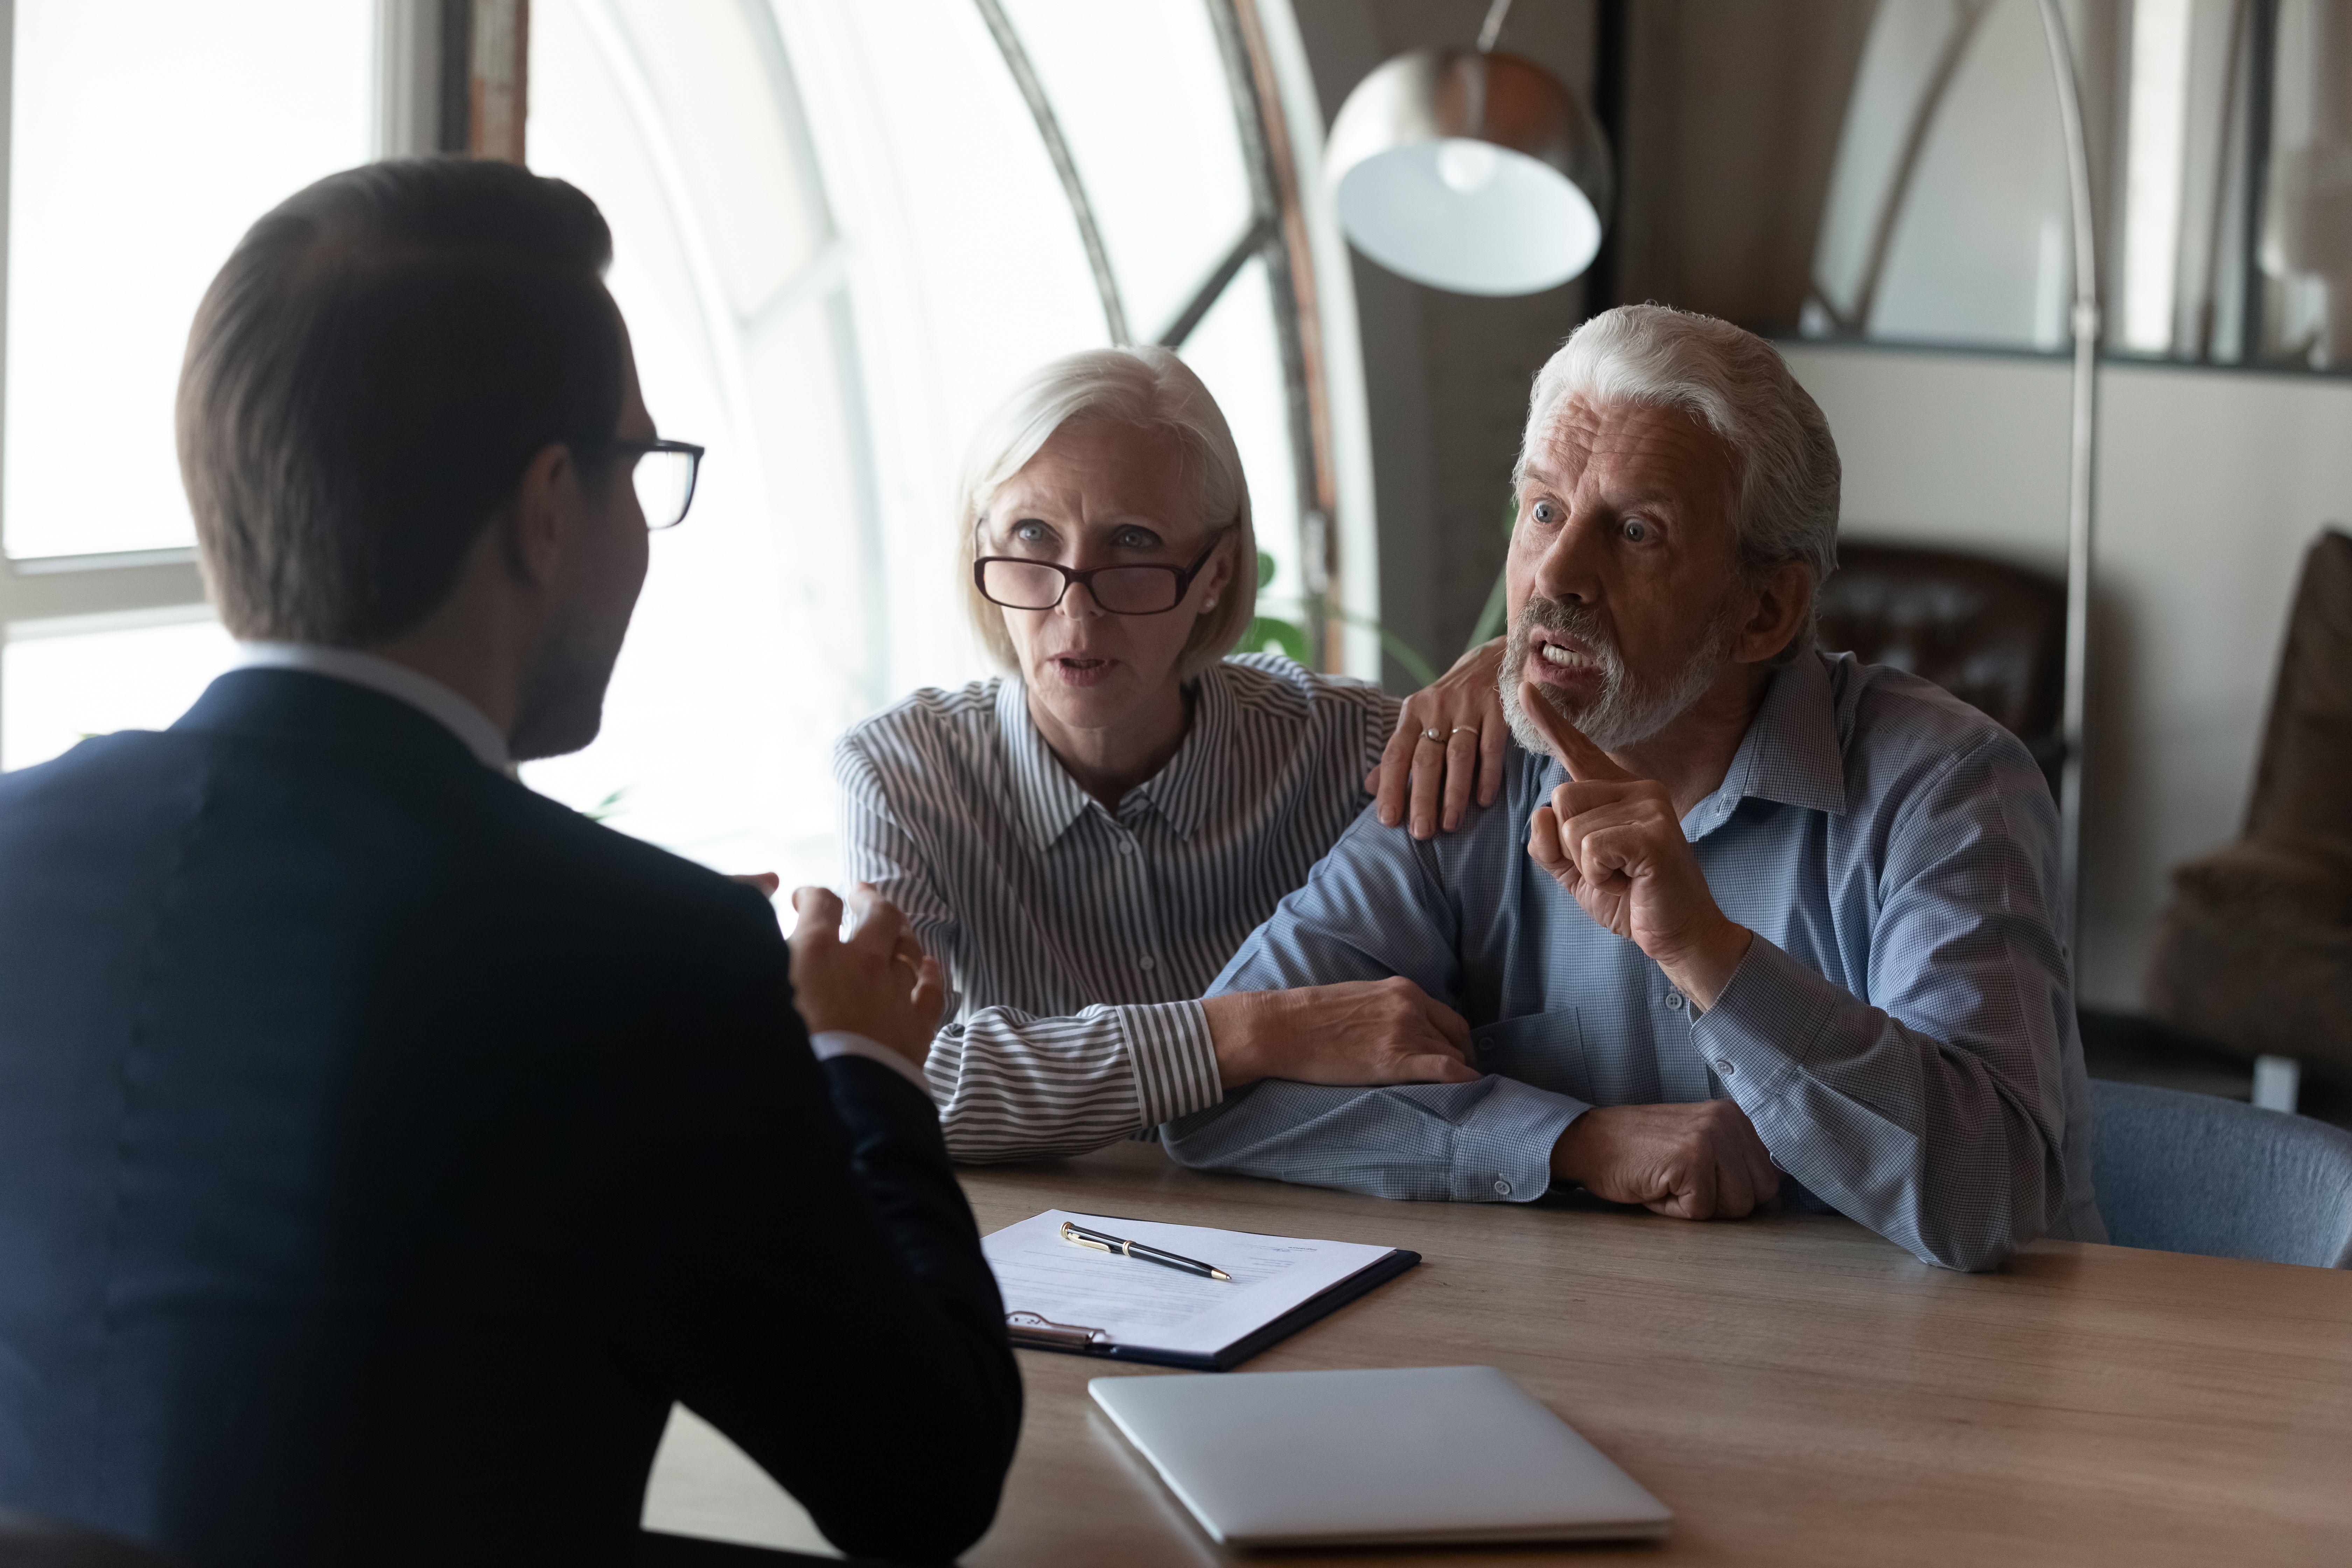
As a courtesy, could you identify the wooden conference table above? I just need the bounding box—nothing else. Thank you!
[643,1141,2352,1566]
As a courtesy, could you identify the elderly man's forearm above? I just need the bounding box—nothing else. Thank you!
[1163,1077,1581,1202]
[1697,939,2071,1268]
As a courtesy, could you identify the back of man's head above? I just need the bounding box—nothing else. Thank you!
[178,158,622,647]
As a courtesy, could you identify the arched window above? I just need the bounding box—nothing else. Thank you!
[0,1,1370,896]
[522,0,1357,886]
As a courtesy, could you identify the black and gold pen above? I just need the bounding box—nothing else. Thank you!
[1059,1220,1233,1282]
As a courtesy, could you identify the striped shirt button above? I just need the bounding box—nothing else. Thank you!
[1716,1058,1736,1076]
[1115,838,1136,855]
[1138,955,1157,971]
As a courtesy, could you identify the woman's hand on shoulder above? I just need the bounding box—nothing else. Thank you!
[785,882,946,1066]
[1365,636,1508,840]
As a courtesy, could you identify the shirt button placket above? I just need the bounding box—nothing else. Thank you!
[1117,816,1169,996]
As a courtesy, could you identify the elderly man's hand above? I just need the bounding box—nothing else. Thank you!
[1367,637,1508,839]
[786,882,946,1068]
[1550,1100,1781,1219]
[1201,977,1480,1091]
[1517,679,1753,1008]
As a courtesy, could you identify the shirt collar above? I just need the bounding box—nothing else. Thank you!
[234,643,512,772]
[996,676,1098,850]
[1685,650,1848,838]
[994,666,1232,849]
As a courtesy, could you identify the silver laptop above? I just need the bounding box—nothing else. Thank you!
[1089,1365,1673,1548]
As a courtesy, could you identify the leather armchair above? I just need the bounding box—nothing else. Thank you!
[1813,541,2068,797]
[2146,528,2352,1076]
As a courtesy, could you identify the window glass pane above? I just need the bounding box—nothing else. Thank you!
[604,0,830,322]
[997,0,1256,344]
[1,618,236,771]
[827,0,1107,446]
[1175,254,1302,612]
[527,0,851,886]
[3,0,374,558]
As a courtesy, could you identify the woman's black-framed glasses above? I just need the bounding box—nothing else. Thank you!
[973,523,1235,615]
[588,438,705,530]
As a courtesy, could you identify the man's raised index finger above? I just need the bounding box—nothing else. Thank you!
[1516,678,1633,783]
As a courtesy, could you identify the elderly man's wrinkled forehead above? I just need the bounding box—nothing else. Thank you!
[1518,394,1741,516]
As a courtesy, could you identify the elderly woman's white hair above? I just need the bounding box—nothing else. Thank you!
[1519,304,1840,660]
[957,345,1255,681]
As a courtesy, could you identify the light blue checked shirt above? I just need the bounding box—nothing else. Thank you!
[1162,651,2104,1271]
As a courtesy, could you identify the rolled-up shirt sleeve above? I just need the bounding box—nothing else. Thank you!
[836,736,1225,1163]
[1697,737,2076,1272]
[1161,805,1583,1201]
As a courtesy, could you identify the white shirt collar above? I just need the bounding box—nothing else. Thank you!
[234,643,512,771]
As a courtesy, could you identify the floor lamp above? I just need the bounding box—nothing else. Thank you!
[2037,0,2100,943]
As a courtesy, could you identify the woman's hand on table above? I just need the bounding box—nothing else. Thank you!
[1201,978,1480,1091]
[1367,636,1508,840]
[785,882,945,1068]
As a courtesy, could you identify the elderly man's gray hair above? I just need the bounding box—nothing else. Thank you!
[1519,304,1841,652]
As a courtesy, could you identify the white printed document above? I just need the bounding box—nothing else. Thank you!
[982,1209,1415,1369]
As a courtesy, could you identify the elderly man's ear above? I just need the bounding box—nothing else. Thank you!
[1733,562,1814,665]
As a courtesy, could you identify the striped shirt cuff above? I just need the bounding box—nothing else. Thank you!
[1447,1077,1586,1202]
[1113,1000,1223,1126]
[810,1030,936,1098]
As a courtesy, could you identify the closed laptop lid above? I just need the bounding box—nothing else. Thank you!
[1089,1365,1673,1548]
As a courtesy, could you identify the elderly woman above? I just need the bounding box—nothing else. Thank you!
[836,346,1506,1161]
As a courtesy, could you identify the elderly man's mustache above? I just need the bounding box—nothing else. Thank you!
[1515,596,1619,660]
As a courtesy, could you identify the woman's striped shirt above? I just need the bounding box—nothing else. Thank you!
[834,654,1402,1162]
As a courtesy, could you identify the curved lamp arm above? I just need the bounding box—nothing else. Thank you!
[2038,0,2101,939]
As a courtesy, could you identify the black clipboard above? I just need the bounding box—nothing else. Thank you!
[1005,1247,1420,1372]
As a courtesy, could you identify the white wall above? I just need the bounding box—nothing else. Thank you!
[1782,342,2352,1008]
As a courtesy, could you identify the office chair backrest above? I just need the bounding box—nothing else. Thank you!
[2091,1080,2352,1268]
[0,1511,177,1567]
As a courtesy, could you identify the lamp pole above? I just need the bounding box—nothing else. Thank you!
[2036,0,2101,946]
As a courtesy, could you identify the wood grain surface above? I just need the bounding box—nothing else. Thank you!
[945,1141,2352,1567]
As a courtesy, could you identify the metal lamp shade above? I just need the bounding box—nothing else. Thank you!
[1326,49,1614,297]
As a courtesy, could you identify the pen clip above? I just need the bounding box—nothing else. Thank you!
[1005,1310,1111,1350]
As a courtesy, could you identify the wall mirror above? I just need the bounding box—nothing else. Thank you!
[1796,0,2351,369]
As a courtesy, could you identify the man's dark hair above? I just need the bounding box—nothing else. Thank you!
[178,158,624,645]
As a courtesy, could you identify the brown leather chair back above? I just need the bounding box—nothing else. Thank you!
[2245,527,2352,844]
[1814,541,2066,787]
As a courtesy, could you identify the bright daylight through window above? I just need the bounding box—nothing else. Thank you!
[0,1,1335,901]
[522,0,1318,889]
[0,0,373,770]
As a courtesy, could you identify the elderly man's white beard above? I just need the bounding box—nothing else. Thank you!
[1498,596,1734,756]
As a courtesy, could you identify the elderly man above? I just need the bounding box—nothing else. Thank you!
[1162,304,2101,1271]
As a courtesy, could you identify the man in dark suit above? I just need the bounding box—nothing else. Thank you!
[0,159,1020,1565]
